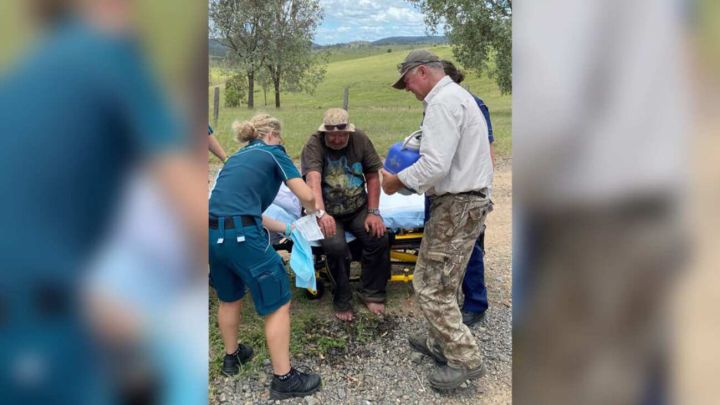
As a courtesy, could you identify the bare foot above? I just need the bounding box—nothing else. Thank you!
[335,310,354,322]
[365,302,385,315]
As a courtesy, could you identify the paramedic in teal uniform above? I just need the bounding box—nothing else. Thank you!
[208,113,322,400]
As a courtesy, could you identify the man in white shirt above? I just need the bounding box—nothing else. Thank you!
[381,49,493,391]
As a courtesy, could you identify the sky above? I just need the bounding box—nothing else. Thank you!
[315,0,441,45]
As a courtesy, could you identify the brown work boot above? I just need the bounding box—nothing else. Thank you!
[408,334,447,364]
[428,363,486,390]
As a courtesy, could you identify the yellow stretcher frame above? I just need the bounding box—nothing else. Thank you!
[387,230,423,282]
[287,229,424,299]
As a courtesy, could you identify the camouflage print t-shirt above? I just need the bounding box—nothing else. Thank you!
[300,130,383,216]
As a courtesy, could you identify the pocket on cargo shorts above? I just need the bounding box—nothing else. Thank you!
[247,255,290,316]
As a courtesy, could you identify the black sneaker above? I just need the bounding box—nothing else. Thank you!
[221,343,254,376]
[270,368,322,400]
[461,310,487,327]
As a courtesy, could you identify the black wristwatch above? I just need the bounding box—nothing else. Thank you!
[367,208,381,216]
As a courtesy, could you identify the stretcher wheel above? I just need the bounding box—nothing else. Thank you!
[304,281,325,300]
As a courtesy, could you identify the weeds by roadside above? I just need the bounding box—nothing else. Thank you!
[209,280,399,380]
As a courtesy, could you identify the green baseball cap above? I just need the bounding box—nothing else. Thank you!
[392,49,440,89]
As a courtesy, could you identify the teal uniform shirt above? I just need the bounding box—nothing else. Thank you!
[210,139,301,218]
[208,139,300,313]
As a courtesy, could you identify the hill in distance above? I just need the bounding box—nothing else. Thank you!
[371,36,447,46]
[314,35,446,48]
[211,36,447,55]
[209,38,227,58]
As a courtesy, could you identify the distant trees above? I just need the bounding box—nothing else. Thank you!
[210,0,326,109]
[408,0,512,94]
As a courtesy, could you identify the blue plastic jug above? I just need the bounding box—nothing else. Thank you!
[383,130,422,195]
[383,130,422,174]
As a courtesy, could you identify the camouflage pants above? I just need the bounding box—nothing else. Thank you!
[414,193,491,369]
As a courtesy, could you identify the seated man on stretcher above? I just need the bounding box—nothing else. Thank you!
[300,108,391,321]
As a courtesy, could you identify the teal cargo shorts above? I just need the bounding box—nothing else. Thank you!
[209,216,291,316]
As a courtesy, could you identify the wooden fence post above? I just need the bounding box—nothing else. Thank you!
[343,87,349,111]
[213,86,220,128]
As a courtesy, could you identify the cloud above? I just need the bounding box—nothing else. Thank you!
[315,0,435,45]
[382,7,425,23]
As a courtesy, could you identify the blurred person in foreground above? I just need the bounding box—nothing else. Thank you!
[0,0,205,403]
[440,60,495,327]
[208,113,323,399]
[87,166,207,405]
[381,49,494,391]
[300,107,391,322]
[513,0,689,403]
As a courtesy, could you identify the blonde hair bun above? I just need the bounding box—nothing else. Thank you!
[232,113,282,144]
[232,120,256,143]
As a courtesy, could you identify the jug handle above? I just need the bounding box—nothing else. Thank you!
[401,129,423,150]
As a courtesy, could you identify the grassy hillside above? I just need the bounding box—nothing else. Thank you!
[209,45,511,162]
[371,36,447,46]
[324,43,425,63]
[322,42,447,64]
[208,43,444,79]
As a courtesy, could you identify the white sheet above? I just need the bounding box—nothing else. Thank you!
[263,186,426,245]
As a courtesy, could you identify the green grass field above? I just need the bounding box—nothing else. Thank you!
[323,43,437,63]
[208,45,511,163]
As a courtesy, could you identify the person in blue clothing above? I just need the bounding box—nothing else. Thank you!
[209,124,228,162]
[0,1,204,403]
[209,113,323,400]
[438,60,495,326]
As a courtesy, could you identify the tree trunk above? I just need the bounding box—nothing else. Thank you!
[247,71,255,109]
[274,77,281,108]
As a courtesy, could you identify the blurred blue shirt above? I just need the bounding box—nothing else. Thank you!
[0,18,181,275]
[0,18,182,403]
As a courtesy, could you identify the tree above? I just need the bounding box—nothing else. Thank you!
[408,0,512,94]
[263,0,326,108]
[224,73,246,107]
[276,47,328,101]
[255,65,272,106]
[210,0,274,108]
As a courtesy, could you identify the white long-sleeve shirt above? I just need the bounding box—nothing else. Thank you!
[398,76,494,196]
